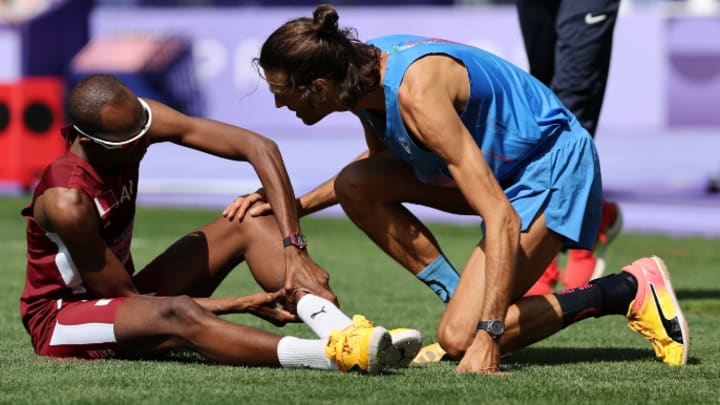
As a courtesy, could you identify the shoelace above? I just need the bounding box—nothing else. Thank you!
[351,315,373,329]
[327,316,374,358]
[326,330,343,357]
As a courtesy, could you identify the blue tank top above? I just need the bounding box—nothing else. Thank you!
[361,35,578,186]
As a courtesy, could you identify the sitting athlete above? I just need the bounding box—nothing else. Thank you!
[19,73,421,374]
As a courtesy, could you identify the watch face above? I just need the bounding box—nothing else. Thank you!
[283,232,307,249]
[489,321,505,336]
[291,232,307,248]
[293,233,307,245]
[478,320,505,338]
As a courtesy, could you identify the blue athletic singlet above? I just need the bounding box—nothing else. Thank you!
[361,35,603,249]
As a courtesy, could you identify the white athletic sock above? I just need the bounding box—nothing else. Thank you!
[277,336,338,370]
[296,294,353,338]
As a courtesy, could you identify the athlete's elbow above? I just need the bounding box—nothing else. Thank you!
[247,137,281,163]
[486,206,521,235]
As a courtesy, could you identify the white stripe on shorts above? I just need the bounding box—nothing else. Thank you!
[95,299,112,306]
[49,321,117,346]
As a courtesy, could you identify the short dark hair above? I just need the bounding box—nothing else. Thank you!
[67,74,134,135]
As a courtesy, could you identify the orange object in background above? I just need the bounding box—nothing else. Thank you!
[0,77,65,190]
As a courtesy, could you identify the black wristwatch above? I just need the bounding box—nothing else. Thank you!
[477,320,505,340]
[283,231,307,249]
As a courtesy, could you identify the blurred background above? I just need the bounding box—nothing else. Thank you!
[1,0,719,237]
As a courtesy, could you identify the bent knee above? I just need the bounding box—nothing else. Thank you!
[214,201,279,239]
[161,295,212,328]
[437,322,475,358]
[335,162,373,204]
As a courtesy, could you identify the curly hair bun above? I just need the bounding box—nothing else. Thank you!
[313,4,339,36]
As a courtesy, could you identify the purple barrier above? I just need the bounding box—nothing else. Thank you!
[89,5,666,132]
[85,4,672,202]
[666,17,720,127]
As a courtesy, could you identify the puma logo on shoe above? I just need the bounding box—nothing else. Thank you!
[310,306,327,319]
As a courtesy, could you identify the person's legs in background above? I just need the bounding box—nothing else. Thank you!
[518,0,623,295]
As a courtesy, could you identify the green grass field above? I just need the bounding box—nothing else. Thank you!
[1,195,719,404]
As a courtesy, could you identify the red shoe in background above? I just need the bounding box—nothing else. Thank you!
[563,200,623,288]
[524,257,561,296]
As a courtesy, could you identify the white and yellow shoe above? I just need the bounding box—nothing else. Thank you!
[324,315,393,374]
[388,328,423,368]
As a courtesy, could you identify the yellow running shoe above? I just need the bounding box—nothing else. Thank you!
[388,328,423,368]
[623,256,690,366]
[324,315,392,374]
[412,342,447,365]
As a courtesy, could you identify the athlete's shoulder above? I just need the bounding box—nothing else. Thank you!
[34,152,107,202]
[43,152,86,180]
[367,34,426,52]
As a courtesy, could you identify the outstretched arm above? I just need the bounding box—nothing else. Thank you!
[145,99,302,239]
[237,114,385,218]
[193,289,298,326]
[144,99,335,305]
[294,116,388,216]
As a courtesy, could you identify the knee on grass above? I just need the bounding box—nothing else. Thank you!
[437,323,476,359]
